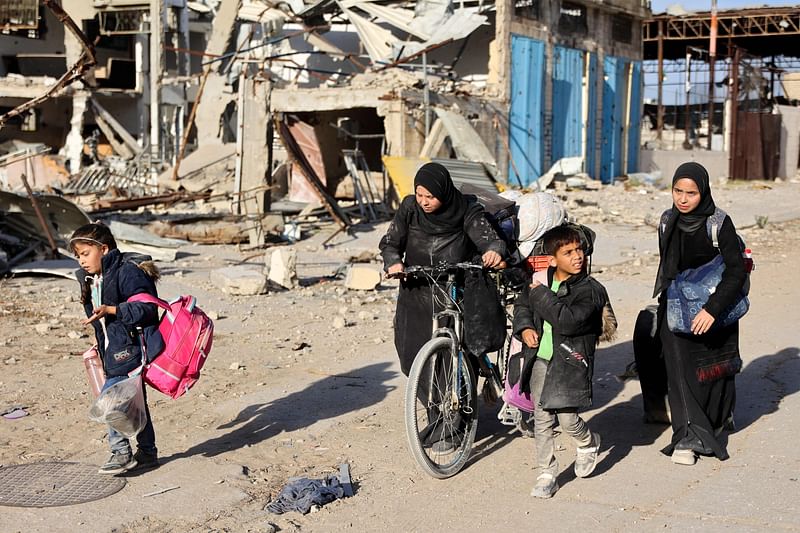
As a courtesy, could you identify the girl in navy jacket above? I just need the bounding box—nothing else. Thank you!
[71,223,164,475]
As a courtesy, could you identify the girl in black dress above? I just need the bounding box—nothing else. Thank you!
[653,162,747,466]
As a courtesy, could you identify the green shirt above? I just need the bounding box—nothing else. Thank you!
[536,278,562,361]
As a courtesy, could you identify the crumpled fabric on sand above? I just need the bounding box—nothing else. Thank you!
[265,475,345,515]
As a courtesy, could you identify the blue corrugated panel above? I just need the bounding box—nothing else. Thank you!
[586,52,598,180]
[552,45,584,163]
[601,55,628,184]
[509,34,545,187]
[627,61,642,174]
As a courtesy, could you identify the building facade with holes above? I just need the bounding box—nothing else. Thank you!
[0,0,204,175]
[493,0,650,186]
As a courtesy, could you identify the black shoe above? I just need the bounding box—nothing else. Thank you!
[132,449,159,471]
[98,451,137,475]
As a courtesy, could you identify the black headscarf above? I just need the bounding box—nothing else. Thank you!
[672,162,716,233]
[413,162,469,235]
[653,162,717,296]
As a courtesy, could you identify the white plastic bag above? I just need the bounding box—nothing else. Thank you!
[88,373,146,438]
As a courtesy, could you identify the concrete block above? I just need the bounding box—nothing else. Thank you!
[210,266,267,295]
[344,264,381,291]
[267,248,297,289]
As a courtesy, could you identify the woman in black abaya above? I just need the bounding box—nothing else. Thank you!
[653,162,747,466]
[379,162,506,376]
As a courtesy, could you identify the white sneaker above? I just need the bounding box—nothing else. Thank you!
[531,473,559,499]
[574,432,601,478]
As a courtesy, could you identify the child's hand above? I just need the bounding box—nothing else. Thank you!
[82,305,117,325]
[521,328,539,348]
[530,270,546,289]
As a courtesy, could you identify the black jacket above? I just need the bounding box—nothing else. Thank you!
[76,249,165,378]
[512,269,614,410]
[379,195,506,269]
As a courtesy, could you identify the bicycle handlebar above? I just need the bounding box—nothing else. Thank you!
[387,261,503,279]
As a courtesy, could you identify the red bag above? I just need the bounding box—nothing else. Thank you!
[127,293,213,399]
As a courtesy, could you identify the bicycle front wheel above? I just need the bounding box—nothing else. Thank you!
[405,337,478,478]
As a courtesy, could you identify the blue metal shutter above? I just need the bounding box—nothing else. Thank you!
[586,52,598,180]
[552,45,584,163]
[627,61,643,174]
[509,34,545,187]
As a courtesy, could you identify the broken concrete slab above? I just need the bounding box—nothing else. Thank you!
[537,156,583,190]
[210,266,268,296]
[10,259,80,279]
[344,264,381,291]
[267,248,298,289]
[109,220,185,262]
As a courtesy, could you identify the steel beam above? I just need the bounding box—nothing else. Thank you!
[644,10,800,41]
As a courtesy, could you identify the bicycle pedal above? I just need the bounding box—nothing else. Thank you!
[497,403,522,426]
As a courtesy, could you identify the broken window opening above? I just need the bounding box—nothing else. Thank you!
[20,109,37,132]
[1,53,67,78]
[83,18,131,52]
[82,17,136,90]
[98,8,148,36]
[558,2,587,36]
[514,0,540,21]
[0,0,39,31]
[611,13,633,44]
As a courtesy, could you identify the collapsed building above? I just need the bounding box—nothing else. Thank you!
[1,0,651,189]
[1,0,651,266]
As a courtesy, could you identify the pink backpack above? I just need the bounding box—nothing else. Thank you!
[128,293,213,399]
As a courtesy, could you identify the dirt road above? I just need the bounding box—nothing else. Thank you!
[1,181,799,532]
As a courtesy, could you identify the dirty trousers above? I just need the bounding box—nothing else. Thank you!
[531,358,592,476]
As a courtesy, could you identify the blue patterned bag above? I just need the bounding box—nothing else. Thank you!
[666,254,749,334]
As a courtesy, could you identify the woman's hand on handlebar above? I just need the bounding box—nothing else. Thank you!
[482,251,503,269]
[386,263,405,279]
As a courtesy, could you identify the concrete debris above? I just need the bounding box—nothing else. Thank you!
[210,266,268,296]
[344,264,381,291]
[109,221,184,262]
[10,259,80,280]
[537,157,584,191]
[267,248,298,289]
[148,218,251,245]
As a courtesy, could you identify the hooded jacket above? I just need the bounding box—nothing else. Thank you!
[512,268,616,410]
[76,249,165,378]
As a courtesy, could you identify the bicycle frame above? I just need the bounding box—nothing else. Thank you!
[428,271,473,416]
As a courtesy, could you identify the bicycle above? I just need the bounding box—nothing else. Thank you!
[393,262,508,478]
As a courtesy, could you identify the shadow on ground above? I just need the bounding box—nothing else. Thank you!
[464,341,633,474]
[734,347,800,430]
[162,362,397,461]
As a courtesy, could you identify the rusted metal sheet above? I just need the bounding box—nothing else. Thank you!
[0,190,91,246]
[278,116,350,227]
[732,111,781,180]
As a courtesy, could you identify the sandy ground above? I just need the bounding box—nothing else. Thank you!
[1,180,800,533]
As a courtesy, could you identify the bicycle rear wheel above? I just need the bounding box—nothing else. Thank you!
[405,337,478,478]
